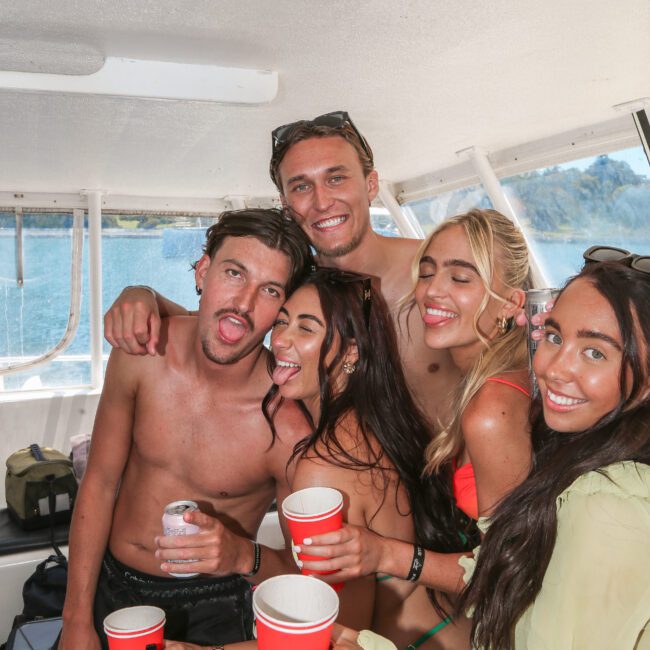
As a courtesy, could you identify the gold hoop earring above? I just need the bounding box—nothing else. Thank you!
[343,361,356,375]
[496,315,512,335]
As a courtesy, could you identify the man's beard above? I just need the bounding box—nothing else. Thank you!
[315,229,364,259]
[200,335,261,365]
[284,205,365,259]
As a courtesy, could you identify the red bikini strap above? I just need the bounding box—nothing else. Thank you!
[485,377,531,398]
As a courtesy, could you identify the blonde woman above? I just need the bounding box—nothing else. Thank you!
[298,210,533,601]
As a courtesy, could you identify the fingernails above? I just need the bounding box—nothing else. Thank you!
[303,538,312,545]
[296,560,303,568]
[293,545,301,553]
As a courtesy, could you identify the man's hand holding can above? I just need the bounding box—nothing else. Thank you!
[156,508,254,577]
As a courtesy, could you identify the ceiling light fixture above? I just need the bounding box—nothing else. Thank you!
[0,56,278,104]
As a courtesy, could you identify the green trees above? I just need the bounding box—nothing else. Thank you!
[503,155,649,237]
[2,156,648,236]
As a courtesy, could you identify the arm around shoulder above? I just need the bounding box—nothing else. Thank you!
[104,285,191,355]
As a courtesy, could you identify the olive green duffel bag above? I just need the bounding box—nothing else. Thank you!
[5,443,78,530]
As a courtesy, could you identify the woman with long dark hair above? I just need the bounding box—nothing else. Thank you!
[264,266,475,649]
[459,260,650,649]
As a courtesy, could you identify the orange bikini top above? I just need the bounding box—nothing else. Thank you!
[452,377,531,521]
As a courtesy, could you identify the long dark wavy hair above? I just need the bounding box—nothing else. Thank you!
[262,267,478,613]
[458,262,650,650]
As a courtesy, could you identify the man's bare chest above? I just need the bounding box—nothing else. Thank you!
[130,384,275,497]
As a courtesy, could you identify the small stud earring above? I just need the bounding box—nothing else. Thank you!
[343,361,356,375]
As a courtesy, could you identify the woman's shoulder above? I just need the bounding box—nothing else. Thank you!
[461,370,531,440]
[558,461,650,507]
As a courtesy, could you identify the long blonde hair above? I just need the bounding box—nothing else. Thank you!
[403,209,531,474]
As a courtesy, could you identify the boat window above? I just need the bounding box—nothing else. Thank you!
[501,145,650,287]
[101,214,219,359]
[370,207,400,237]
[0,211,89,391]
[402,185,493,235]
[1,212,222,392]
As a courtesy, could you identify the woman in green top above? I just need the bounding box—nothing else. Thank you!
[458,259,650,649]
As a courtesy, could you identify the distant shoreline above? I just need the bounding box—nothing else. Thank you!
[0,229,165,238]
[1,228,648,244]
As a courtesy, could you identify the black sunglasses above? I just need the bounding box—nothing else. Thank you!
[271,110,372,160]
[583,246,650,274]
[308,266,372,329]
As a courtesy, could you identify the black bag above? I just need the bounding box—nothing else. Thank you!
[21,553,67,621]
[2,467,68,650]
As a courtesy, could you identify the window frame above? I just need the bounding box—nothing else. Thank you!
[1,112,646,396]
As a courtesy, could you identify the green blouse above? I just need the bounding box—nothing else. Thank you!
[461,461,650,649]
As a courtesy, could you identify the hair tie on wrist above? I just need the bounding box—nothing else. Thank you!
[406,544,425,582]
[242,540,261,577]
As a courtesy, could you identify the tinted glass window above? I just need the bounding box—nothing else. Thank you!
[502,146,650,287]
[404,185,492,235]
[0,211,90,391]
[370,207,400,237]
[101,214,219,354]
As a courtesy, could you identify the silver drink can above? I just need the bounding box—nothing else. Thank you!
[525,288,561,365]
[162,500,200,578]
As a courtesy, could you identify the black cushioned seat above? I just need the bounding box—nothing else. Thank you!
[0,508,70,556]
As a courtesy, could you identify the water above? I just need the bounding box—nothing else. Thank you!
[0,230,201,390]
[1,230,649,391]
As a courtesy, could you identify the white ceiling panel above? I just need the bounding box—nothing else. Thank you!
[0,0,648,198]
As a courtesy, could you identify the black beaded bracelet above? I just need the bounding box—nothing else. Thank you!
[242,540,262,577]
[406,544,425,582]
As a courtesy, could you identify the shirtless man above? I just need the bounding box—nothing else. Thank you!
[106,112,460,425]
[59,209,313,650]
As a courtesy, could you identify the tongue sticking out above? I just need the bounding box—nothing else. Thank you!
[218,316,248,343]
[272,365,301,386]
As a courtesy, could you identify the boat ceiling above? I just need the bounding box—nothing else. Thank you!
[0,0,648,200]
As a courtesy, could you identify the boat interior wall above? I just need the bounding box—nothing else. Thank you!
[0,1,648,198]
[0,393,99,505]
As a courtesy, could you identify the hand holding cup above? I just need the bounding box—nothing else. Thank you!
[282,487,344,590]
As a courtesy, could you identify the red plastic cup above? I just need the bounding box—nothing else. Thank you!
[282,487,344,590]
[103,606,165,650]
[253,574,339,650]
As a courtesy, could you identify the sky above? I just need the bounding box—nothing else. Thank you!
[559,145,649,178]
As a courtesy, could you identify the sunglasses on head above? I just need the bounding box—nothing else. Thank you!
[271,110,372,160]
[583,246,650,274]
[308,266,372,329]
